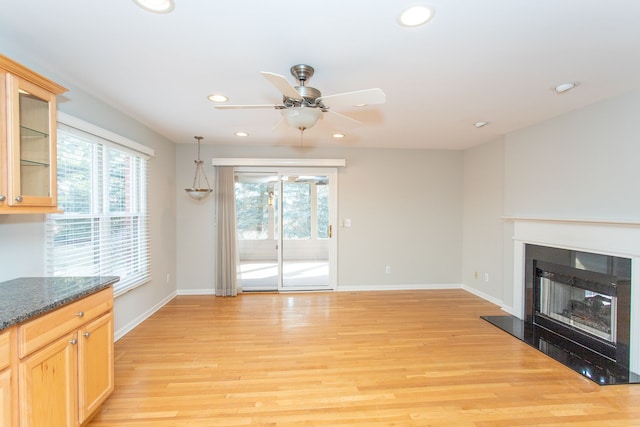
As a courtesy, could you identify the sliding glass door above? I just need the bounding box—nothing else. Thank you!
[235,171,279,291]
[235,168,337,291]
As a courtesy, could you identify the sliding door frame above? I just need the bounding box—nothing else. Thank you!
[235,166,338,291]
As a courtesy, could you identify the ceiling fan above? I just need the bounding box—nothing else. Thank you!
[214,64,386,133]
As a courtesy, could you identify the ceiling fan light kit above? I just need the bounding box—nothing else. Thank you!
[282,107,322,131]
[214,63,386,137]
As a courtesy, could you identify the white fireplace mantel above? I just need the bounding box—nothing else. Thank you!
[504,216,640,257]
[505,216,640,373]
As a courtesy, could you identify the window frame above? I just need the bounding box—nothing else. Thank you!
[46,113,155,297]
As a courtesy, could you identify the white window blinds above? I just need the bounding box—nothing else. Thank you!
[46,117,152,297]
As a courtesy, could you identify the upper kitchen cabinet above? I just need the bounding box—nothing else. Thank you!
[0,55,67,214]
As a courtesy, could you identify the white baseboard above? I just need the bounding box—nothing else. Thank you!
[114,290,177,341]
[498,304,515,316]
[337,283,463,292]
[461,284,514,315]
[177,288,215,295]
[461,284,502,306]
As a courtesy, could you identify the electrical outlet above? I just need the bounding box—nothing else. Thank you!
[484,273,489,282]
[385,266,391,274]
[474,271,478,280]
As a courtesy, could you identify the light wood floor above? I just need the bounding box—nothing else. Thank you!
[88,290,640,426]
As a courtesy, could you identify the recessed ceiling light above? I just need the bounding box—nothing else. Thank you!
[474,121,489,128]
[399,5,434,27]
[332,133,345,139]
[235,131,249,137]
[208,94,228,103]
[132,0,175,13]
[554,82,579,94]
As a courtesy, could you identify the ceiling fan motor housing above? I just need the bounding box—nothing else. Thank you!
[283,85,323,108]
[290,64,314,83]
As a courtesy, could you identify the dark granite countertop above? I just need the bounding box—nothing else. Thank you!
[0,276,119,331]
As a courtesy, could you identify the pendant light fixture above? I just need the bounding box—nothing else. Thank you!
[185,136,213,200]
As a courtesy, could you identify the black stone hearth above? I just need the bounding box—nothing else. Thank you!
[482,244,640,385]
[482,315,640,385]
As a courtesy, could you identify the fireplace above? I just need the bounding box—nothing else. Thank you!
[482,218,640,385]
[528,247,631,368]
[536,263,617,347]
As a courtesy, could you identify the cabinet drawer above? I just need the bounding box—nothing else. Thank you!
[0,328,10,370]
[18,287,113,358]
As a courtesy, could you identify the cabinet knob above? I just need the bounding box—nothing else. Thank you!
[84,332,91,338]
[69,338,78,345]
[14,195,23,202]
[0,195,5,202]
[76,311,84,317]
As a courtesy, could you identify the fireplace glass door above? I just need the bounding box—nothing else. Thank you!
[538,274,617,343]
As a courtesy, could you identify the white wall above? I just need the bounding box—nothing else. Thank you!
[0,51,178,339]
[504,90,640,220]
[0,215,47,279]
[176,144,464,293]
[462,89,640,312]
[175,143,216,294]
[462,138,506,306]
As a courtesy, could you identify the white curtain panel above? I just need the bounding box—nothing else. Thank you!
[215,166,240,296]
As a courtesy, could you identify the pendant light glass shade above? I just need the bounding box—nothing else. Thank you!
[185,136,213,200]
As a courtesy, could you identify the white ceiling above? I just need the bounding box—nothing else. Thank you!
[2,0,640,150]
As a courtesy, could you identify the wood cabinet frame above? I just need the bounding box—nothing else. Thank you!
[0,54,67,214]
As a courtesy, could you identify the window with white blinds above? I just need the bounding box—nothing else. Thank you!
[46,116,153,297]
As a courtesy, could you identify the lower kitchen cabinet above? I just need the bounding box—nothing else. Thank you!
[16,287,114,427]
[1,327,12,427]
[78,313,114,423]
[19,331,78,426]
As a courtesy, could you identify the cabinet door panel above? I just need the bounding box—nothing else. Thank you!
[0,369,11,427]
[0,328,10,370]
[78,312,114,423]
[6,74,57,207]
[19,332,78,427]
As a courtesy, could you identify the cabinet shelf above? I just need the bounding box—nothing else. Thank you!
[20,124,49,138]
[20,159,50,167]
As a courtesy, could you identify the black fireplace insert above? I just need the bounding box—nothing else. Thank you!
[533,260,628,364]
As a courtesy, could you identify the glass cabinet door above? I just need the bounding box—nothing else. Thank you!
[7,75,57,207]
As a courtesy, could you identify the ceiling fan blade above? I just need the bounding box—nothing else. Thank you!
[319,88,386,109]
[326,110,361,130]
[272,117,289,132]
[214,104,280,109]
[261,71,302,99]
